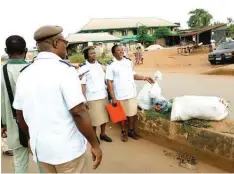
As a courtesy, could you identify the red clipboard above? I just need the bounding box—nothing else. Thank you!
[106,101,127,123]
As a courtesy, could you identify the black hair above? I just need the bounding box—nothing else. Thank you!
[111,44,120,54]
[5,35,26,54]
[83,46,94,60]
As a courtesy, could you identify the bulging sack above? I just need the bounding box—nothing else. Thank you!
[137,71,164,110]
[171,96,229,121]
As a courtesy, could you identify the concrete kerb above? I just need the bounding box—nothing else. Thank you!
[135,111,234,172]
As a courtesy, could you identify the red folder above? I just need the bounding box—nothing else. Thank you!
[106,101,127,123]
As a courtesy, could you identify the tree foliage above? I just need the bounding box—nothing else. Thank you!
[154,27,171,39]
[226,17,234,37]
[187,9,213,28]
[137,26,154,45]
[227,24,234,37]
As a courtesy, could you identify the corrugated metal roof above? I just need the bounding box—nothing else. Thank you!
[170,24,227,37]
[80,17,178,31]
[66,33,122,44]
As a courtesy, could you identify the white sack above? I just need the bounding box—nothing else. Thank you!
[137,83,154,110]
[171,96,229,121]
[137,71,164,110]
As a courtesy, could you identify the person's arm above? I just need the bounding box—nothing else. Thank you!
[81,84,89,109]
[107,80,117,106]
[61,67,101,169]
[1,74,7,130]
[134,74,154,84]
[70,104,101,169]
[1,119,7,138]
[130,60,154,83]
[106,64,117,106]
[70,104,97,146]
[81,84,87,100]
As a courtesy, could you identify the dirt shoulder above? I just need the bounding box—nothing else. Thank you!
[128,47,227,74]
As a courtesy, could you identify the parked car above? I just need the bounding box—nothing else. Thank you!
[208,41,234,65]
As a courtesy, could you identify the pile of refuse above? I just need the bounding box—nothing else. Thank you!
[137,71,230,122]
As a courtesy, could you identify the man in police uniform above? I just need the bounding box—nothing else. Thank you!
[13,25,102,173]
[106,45,153,142]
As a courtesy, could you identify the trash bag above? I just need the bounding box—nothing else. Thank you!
[137,71,168,110]
[137,83,154,110]
[153,99,172,114]
[171,96,229,121]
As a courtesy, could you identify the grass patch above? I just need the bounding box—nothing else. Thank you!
[179,119,212,135]
[179,124,195,134]
[144,109,170,120]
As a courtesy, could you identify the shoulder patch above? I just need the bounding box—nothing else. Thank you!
[124,56,132,61]
[20,64,31,73]
[107,60,113,65]
[79,62,86,67]
[59,60,76,68]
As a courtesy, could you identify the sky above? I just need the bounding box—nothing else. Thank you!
[0,0,233,56]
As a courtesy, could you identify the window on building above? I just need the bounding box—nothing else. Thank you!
[133,29,137,35]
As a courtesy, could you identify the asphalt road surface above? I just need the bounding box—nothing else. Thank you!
[135,72,234,119]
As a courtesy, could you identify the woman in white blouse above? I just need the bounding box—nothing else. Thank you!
[78,46,112,143]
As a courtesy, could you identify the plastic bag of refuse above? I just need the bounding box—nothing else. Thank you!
[137,71,164,110]
[137,83,154,110]
[171,96,229,121]
[154,99,172,114]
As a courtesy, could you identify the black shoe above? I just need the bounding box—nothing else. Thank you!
[100,134,112,142]
[96,136,100,144]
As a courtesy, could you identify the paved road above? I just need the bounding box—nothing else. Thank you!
[135,72,234,119]
[1,126,225,173]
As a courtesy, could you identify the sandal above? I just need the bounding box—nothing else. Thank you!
[121,131,128,142]
[128,129,140,140]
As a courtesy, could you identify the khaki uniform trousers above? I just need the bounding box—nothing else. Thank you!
[38,153,87,173]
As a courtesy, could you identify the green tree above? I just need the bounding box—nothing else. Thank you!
[137,26,148,44]
[187,9,213,28]
[137,26,154,45]
[226,17,234,37]
[154,27,171,39]
[227,25,234,37]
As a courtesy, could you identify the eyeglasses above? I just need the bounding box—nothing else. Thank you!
[57,39,69,46]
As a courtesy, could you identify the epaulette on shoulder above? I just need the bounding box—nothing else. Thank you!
[124,56,132,61]
[97,60,103,65]
[20,64,31,73]
[107,60,113,65]
[59,60,76,68]
[79,62,86,67]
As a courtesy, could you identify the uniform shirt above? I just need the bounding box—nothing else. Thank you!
[13,52,87,165]
[1,59,28,150]
[78,60,107,101]
[106,57,137,100]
